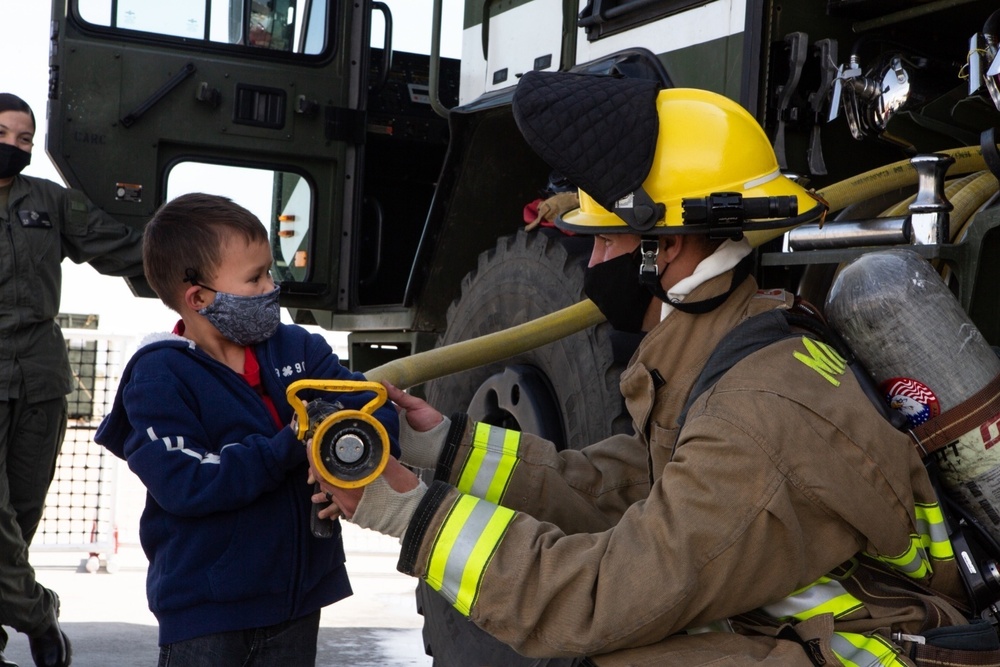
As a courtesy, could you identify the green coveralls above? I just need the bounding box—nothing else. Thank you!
[0,174,142,644]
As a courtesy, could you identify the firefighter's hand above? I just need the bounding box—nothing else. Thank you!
[527,191,579,230]
[384,382,450,470]
[312,458,426,540]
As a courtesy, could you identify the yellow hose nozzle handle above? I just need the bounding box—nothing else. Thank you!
[286,379,390,489]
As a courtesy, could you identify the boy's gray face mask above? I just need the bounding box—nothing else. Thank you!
[198,286,281,345]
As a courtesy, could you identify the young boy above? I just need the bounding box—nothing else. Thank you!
[95,193,399,666]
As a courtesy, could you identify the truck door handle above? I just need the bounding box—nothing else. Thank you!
[371,2,393,96]
[120,62,196,128]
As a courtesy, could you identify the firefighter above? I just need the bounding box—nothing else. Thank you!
[0,93,143,667]
[315,74,992,666]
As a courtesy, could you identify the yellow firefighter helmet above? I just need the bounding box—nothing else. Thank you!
[557,88,822,246]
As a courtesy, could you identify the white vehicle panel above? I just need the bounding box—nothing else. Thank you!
[575,0,746,64]
[461,0,564,103]
[460,0,746,104]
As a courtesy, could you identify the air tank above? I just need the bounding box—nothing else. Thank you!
[826,248,1000,541]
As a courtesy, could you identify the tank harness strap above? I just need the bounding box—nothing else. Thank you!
[774,625,826,667]
[674,298,879,434]
[673,306,799,436]
[908,371,1000,459]
[910,642,1000,667]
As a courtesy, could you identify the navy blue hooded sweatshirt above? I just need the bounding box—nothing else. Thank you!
[95,323,399,645]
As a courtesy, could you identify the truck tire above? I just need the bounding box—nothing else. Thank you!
[425,229,631,444]
[419,229,632,666]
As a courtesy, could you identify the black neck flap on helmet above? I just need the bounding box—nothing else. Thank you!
[512,70,664,231]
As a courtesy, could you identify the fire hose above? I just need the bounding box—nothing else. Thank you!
[296,144,994,490]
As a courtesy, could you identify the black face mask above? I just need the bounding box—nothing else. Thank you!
[0,143,30,179]
[583,248,654,334]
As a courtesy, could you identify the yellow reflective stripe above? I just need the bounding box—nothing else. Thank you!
[915,502,954,560]
[872,502,954,579]
[877,538,931,579]
[456,423,520,503]
[424,494,516,616]
[831,632,906,667]
[425,495,477,595]
[793,338,847,387]
[761,578,863,621]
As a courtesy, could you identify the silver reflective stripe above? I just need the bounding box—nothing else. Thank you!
[438,499,499,606]
[915,515,949,544]
[469,427,512,499]
[830,633,891,667]
[761,579,849,619]
[744,169,780,190]
[892,546,927,575]
[917,514,950,551]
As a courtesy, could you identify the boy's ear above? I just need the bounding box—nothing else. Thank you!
[183,284,212,311]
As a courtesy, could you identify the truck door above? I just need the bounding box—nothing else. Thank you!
[47,0,432,325]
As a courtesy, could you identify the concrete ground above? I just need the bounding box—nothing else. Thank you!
[3,523,433,667]
[4,439,435,667]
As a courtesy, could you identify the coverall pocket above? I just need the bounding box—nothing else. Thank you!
[19,216,57,266]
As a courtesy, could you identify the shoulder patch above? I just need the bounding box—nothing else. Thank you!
[793,337,846,386]
[880,377,940,428]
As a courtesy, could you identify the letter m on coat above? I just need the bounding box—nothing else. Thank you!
[793,338,846,387]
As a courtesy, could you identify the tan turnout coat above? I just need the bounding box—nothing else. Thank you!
[402,270,968,666]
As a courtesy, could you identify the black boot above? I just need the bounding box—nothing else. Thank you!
[0,626,19,667]
[27,620,70,667]
[0,646,19,667]
[26,597,70,667]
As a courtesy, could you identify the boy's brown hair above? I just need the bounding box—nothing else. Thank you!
[143,193,269,311]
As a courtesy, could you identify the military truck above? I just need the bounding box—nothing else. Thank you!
[46,0,1000,663]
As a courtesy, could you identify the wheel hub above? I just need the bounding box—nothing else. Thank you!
[466,364,565,447]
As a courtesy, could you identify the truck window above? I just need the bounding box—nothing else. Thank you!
[74,0,328,55]
[166,162,314,284]
[368,0,461,57]
[578,0,713,41]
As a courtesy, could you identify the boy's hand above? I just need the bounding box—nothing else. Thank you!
[289,398,308,440]
[384,382,450,470]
